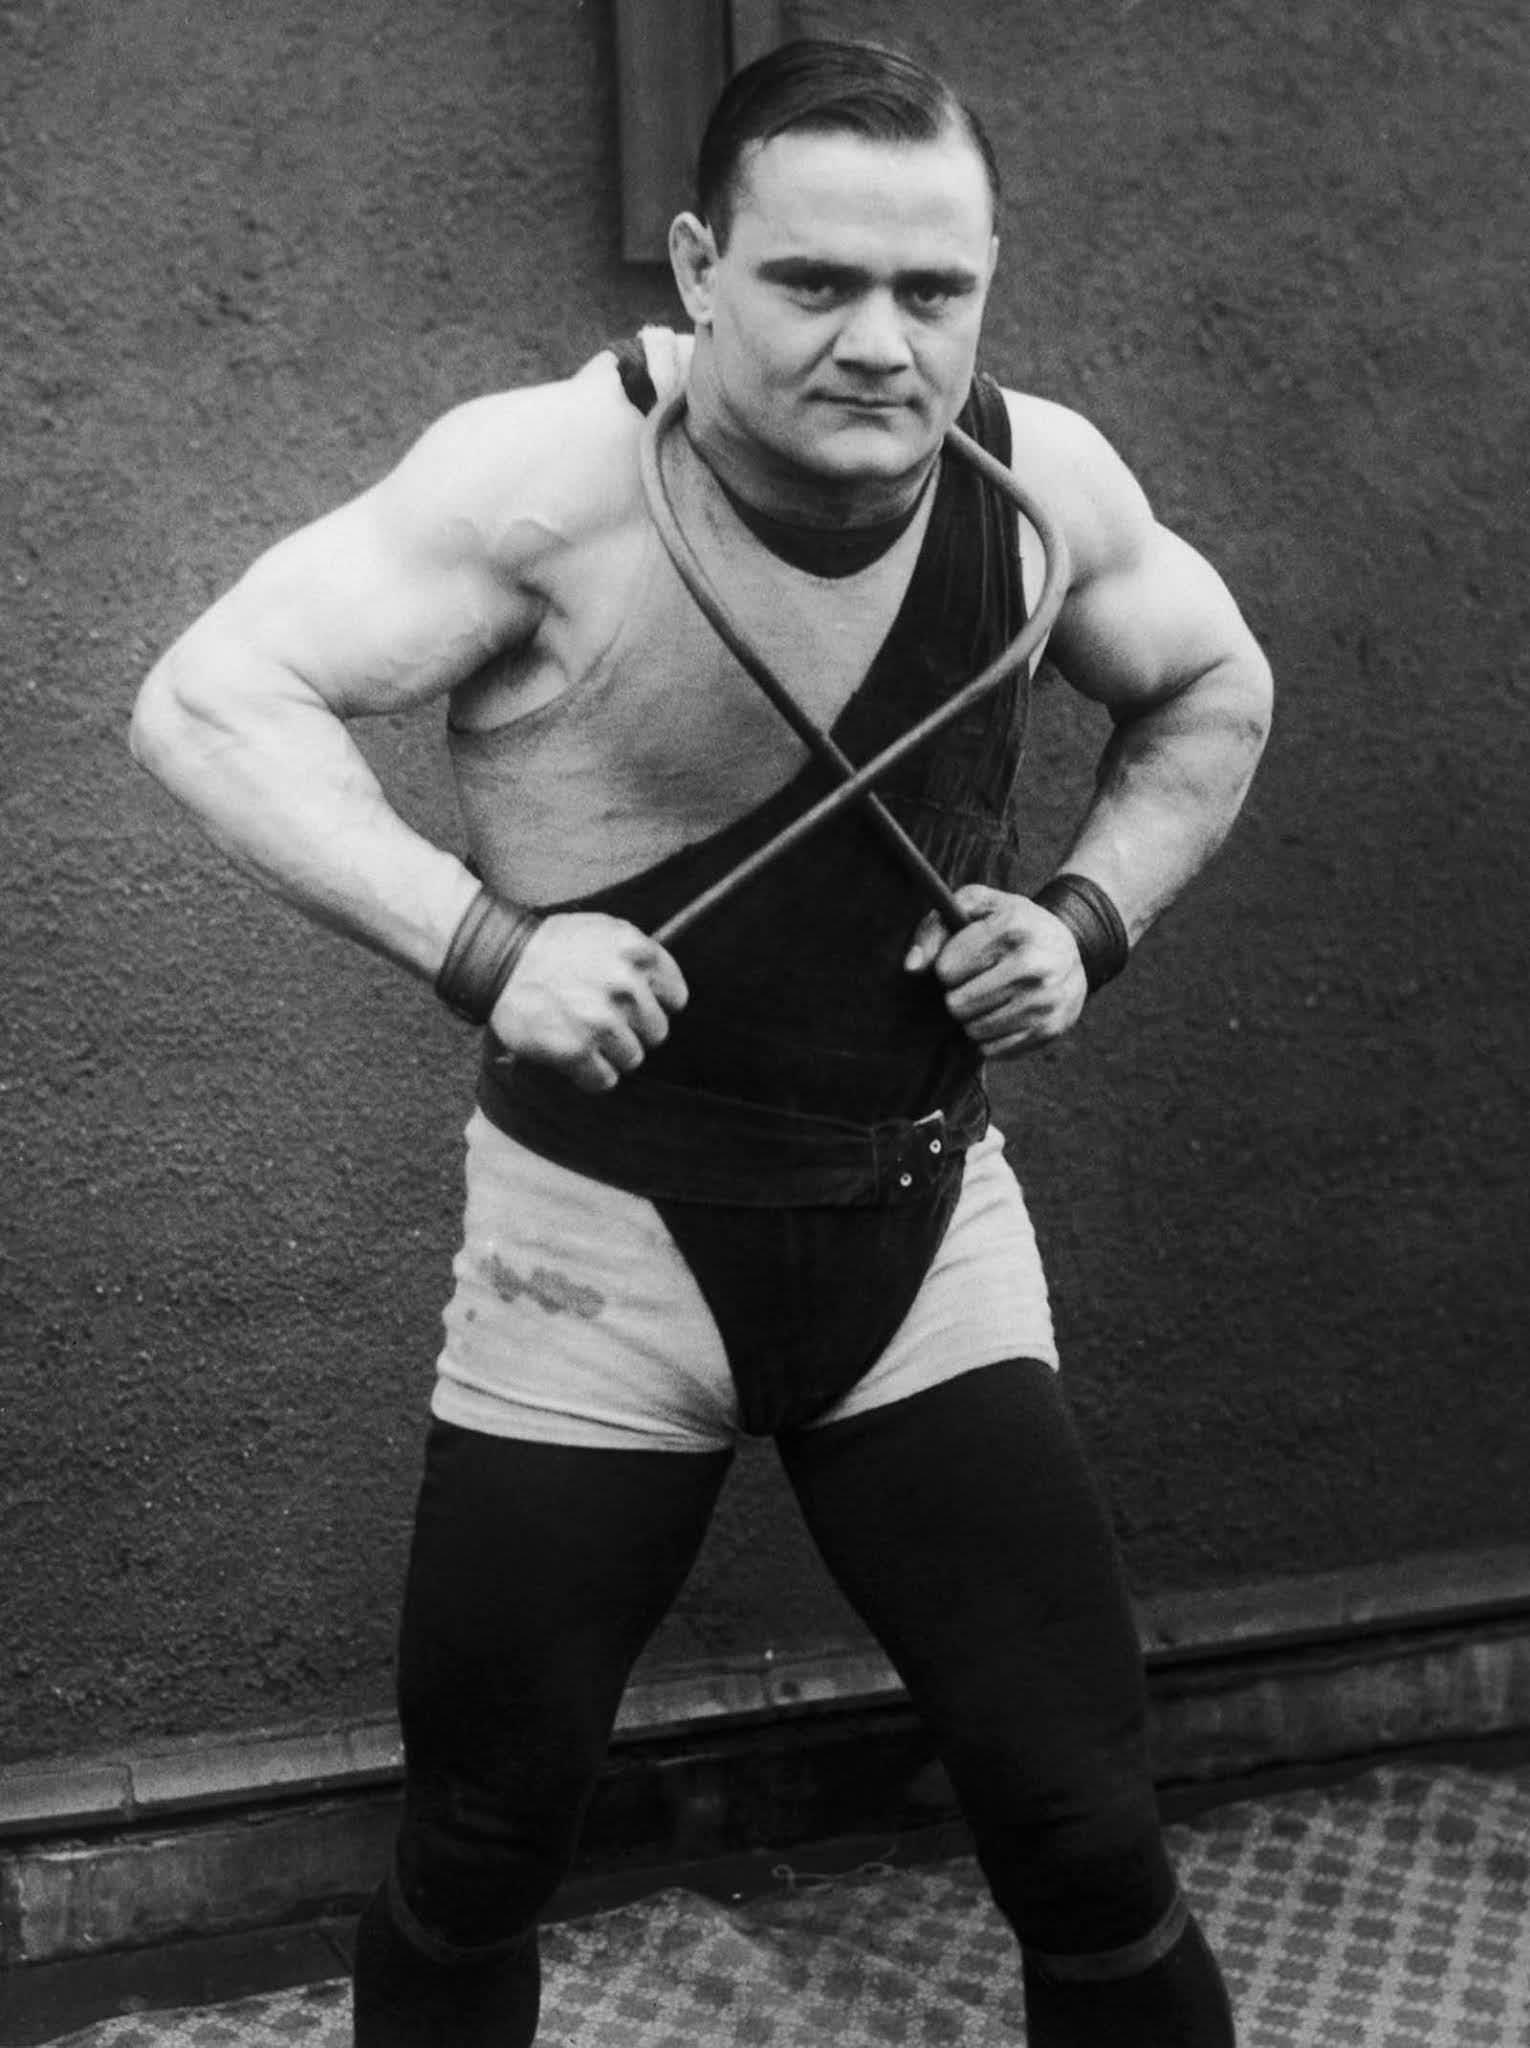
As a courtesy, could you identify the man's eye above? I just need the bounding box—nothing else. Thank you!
[905,284,956,313]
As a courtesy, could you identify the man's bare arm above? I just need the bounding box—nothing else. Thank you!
[908,397,1272,1054]
[129,391,569,980]
[132,374,689,1090]
[1035,403,1273,943]
[125,397,569,983]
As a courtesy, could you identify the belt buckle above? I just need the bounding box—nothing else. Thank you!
[889,1109,950,1200]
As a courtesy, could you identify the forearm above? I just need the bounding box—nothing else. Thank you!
[130,637,479,983]
[1052,652,1273,944]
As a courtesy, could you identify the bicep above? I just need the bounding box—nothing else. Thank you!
[175,404,552,720]
[1048,517,1263,717]
[1003,389,1263,716]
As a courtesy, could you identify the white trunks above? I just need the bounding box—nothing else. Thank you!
[433,1109,1058,1451]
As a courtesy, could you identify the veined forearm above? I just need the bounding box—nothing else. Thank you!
[130,642,479,982]
[1051,654,1273,944]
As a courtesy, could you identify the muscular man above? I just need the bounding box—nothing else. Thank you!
[132,38,1271,2048]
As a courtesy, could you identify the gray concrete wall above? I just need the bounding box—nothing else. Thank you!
[3,0,1526,1766]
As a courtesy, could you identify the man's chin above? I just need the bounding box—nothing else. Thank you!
[794,416,936,480]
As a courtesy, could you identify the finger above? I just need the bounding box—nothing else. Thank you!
[599,1019,647,1075]
[946,978,1032,1026]
[903,909,949,973]
[960,995,1038,1041]
[568,1049,622,1093]
[929,887,1036,982]
[617,973,672,1050]
[949,881,1012,923]
[933,917,1023,987]
[944,958,1049,1020]
[635,942,689,1013]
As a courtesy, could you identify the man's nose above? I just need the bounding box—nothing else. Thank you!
[833,290,914,372]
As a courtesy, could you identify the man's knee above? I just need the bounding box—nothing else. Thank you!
[391,1762,591,1956]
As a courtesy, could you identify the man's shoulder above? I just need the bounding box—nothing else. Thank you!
[995,386,1120,473]
[437,330,691,468]
[994,385,1154,577]
[398,330,694,542]
[406,366,627,505]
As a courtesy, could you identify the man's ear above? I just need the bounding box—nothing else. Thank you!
[669,212,719,328]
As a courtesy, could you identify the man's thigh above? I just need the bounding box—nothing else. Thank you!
[777,1357,1149,1799]
[397,1422,733,1776]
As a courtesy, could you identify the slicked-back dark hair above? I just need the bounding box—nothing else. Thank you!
[695,37,1001,248]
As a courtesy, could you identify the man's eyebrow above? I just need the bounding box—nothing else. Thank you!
[901,266,983,294]
[755,257,982,291]
[755,258,866,285]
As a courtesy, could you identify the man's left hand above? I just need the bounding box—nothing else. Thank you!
[904,883,1088,1056]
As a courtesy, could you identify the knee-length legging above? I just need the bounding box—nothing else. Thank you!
[352,1357,1235,2046]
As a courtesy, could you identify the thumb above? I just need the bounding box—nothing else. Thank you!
[903,908,950,973]
[949,881,1010,923]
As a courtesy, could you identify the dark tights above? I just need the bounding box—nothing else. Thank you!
[353,1360,1234,2045]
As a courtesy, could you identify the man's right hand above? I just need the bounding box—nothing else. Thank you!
[487,914,688,1093]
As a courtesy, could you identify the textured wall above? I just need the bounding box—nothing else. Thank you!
[2,0,1526,1765]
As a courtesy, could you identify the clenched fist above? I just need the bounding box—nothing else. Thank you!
[904,882,1087,1056]
[489,913,688,1093]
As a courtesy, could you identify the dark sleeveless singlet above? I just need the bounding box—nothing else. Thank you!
[476,340,1032,1434]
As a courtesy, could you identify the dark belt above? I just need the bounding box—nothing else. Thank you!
[478,1048,989,1209]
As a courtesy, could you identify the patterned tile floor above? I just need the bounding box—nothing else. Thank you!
[39,1762,1530,2047]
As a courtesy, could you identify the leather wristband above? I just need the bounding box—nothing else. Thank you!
[435,887,543,1027]
[1032,872,1130,993]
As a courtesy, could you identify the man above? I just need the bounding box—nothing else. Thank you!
[132,37,1270,2048]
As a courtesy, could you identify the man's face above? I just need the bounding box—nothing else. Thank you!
[686,127,998,488]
